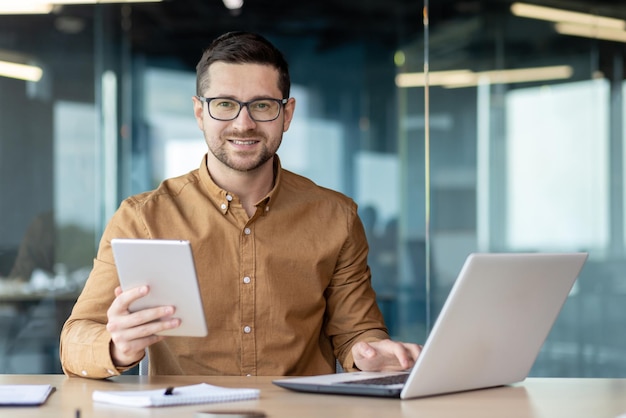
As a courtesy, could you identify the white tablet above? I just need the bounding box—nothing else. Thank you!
[110,238,208,337]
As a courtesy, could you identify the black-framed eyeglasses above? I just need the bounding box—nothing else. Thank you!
[196,96,288,122]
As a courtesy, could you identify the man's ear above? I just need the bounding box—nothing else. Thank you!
[192,96,205,130]
[282,97,296,132]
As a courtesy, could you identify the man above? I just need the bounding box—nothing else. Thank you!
[60,31,421,379]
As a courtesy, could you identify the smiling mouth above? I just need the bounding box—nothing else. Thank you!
[230,139,258,145]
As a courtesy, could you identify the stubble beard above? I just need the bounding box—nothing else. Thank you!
[208,131,282,173]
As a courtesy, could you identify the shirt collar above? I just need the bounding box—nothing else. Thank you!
[198,153,282,215]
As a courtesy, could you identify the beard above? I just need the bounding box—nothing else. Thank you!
[207,130,282,173]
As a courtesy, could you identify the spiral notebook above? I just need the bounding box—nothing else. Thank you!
[92,383,259,407]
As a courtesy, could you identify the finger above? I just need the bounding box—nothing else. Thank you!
[406,343,423,360]
[368,340,415,371]
[352,341,376,361]
[109,285,149,315]
[389,341,423,369]
[110,316,178,346]
[393,343,417,369]
[107,305,178,333]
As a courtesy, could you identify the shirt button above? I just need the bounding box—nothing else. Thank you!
[107,369,115,375]
[246,374,252,377]
[243,326,251,333]
[244,228,251,235]
[220,203,227,210]
[81,370,88,376]
[243,276,251,284]
[226,194,233,201]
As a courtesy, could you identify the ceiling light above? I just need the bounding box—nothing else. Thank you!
[396,70,475,87]
[510,2,626,30]
[556,22,626,43]
[51,0,162,3]
[222,0,243,11]
[0,60,43,82]
[396,65,573,89]
[0,1,53,14]
[0,0,161,14]
[91,0,163,3]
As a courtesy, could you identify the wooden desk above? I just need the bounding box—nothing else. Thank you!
[1,375,626,418]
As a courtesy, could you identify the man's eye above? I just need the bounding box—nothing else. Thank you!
[215,101,236,108]
[251,101,271,111]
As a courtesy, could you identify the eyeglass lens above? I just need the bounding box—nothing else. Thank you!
[208,98,282,121]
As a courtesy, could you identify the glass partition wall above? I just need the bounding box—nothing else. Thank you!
[0,0,625,377]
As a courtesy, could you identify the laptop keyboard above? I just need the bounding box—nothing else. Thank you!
[339,373,409,386]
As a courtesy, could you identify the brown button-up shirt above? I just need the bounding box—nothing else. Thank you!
[60,154,389,379]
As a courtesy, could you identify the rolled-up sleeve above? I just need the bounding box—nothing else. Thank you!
[324,204,390,371]
[60,202,145,378]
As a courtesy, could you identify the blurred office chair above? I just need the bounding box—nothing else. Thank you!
[139,350,149,376]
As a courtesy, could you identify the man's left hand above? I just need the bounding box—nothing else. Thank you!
[352,339,422,372]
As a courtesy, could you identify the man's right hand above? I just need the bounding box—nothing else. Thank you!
[106,285,181,367]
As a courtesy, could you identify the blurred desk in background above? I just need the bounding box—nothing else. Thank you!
[0,279,80,373]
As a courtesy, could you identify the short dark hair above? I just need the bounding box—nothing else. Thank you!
[196,31,290,98]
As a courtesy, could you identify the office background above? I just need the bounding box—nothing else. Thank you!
[0,0,624,376]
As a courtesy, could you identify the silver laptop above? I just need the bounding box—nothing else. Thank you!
[273,252,588,399]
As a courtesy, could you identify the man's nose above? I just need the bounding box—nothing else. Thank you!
[232,105,257,129]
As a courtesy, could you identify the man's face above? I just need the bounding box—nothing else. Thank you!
[193,62,295,173]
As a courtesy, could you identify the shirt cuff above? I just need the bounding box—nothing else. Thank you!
[64,332,139,379]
